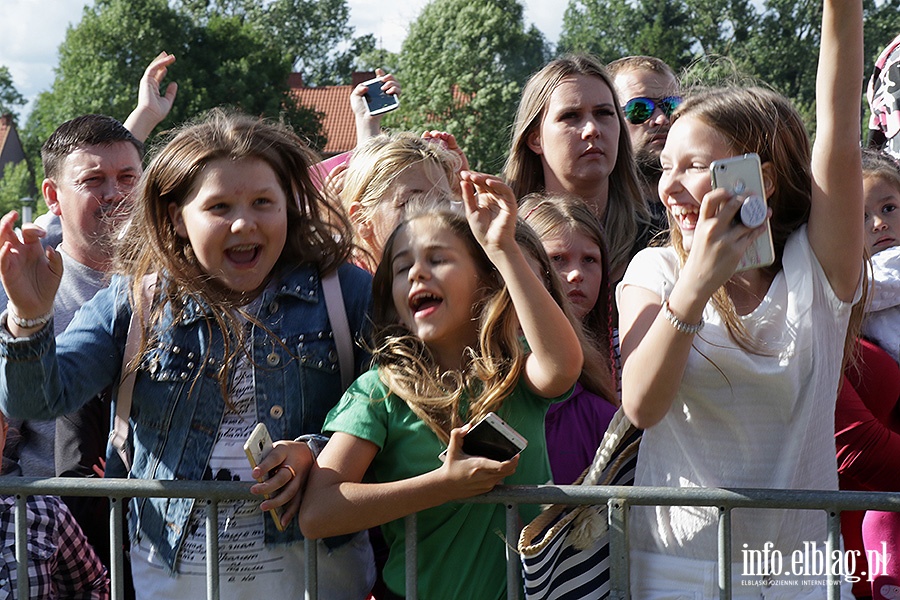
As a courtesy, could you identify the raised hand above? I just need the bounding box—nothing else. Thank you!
[351,68,401,145]
[124,51,178,142]
[422,130,470,173]
[0,211,62,335]
[681,189,771,301]
[459,170,518,254]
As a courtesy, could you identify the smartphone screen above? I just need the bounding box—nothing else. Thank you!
[462,414,527,462]
[364,79,399,115]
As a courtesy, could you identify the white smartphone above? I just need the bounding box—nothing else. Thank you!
[361,76,400,116]
[243,422,285,532]
[710,153,775,272]
[439,412,527,462]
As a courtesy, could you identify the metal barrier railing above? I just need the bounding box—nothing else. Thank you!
[3,478,900,600]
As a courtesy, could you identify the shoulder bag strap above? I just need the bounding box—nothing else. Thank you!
[321,270,354,391]
[109,274,156,473]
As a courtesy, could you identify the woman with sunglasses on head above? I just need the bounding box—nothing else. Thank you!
[504,54,659,291]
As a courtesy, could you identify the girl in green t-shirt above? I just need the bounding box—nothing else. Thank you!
[299,171,585,599]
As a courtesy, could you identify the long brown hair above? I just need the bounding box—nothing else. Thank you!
[115,109,355,395]
[519,193,617,402]
[670,87,865,359]
[371,209,527,444]
[503,54,650,276]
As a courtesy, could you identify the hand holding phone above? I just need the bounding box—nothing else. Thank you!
[710,153,775,272]
[440,412,527,462]
[361,76,400,116]
[243,422,285,531]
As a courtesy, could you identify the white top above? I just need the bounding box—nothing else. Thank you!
[862,245,900,362]
[617,226,856,559]
[130,352,374,599]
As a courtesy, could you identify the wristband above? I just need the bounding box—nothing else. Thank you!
[8,309,53,329]
[662,300,704,335]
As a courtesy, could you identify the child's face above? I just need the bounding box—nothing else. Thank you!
[542,230,604,320]
[658,115,735,253]
[389,218,483,369]
[361,162,453,264]
[864,174,900,254]
[168,157,288,295]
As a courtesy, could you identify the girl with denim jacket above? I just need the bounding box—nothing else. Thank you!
[0,110,375,599]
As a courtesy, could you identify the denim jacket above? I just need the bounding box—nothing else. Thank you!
[0,263,373,573]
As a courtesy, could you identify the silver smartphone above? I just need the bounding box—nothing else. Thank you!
[710,153,775,272]
[361,76,400,116]
[243,422,285,531]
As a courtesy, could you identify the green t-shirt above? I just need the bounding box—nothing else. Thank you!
[323,367,564,600]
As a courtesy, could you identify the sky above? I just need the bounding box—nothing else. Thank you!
[0,0,564,121]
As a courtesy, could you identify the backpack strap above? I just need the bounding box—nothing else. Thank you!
[109,274,156,473]
[321,270,354,391]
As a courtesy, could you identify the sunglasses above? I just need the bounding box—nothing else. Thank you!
[622,96,682,124]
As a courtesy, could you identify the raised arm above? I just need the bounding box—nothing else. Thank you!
[460,171,583,398]
[123,51,178,143]
[807,0,865,301]
[350,68,400,147]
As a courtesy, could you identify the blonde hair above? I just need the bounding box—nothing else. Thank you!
[371,209,527,443]
[116,109,355,396]
[342,133,460,269]
[503,54,650,276]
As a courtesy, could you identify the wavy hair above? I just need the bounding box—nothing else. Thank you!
[370,209,527,444]
[503,54,650,276]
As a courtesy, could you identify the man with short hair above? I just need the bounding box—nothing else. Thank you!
[607,55,680,203]
[2,115,145,479]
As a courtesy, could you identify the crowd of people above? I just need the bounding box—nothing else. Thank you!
[0,0,898,598]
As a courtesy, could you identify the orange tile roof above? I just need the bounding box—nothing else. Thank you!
[291,85,356,156]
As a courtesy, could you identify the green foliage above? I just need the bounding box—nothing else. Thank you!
[560,0,694,69]
[21,0,329,172]
[0,161,38,220]
[394,0,550,173]
[354,45,401,75]
[0,67,26,119]
[559,0,900,135]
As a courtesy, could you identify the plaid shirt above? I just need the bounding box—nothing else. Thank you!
[0,494,109,599]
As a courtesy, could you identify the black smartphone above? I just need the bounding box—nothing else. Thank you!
[461,412,528,462]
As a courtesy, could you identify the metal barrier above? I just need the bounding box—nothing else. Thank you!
[3,478,900,600]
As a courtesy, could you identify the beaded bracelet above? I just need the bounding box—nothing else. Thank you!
[8,309,53,329]
[662,300,704,335]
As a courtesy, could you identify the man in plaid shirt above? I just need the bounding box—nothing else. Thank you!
[1,412,109,599]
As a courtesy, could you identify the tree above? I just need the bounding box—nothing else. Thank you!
[0,161,37,220]
[22,0,326,168]
[174,0,377,86]
[559,0,694,69]
[394,0,550,172]
[559,0,900,135]
[0,67,26,119]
